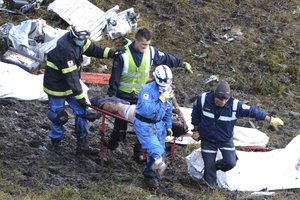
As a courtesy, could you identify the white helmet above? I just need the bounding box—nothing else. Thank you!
[69,24,91,40]
[153,65,173,91]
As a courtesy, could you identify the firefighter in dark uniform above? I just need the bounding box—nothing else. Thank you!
[43,24,119,155]
[106,28,193,151]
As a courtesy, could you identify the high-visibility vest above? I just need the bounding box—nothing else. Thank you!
[119,46,154,94]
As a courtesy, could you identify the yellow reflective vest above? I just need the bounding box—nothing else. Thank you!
[119,46,154,94]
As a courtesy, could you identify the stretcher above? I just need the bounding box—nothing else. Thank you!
[87,103,188,165]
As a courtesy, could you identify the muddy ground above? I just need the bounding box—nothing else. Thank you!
[0,0,299,199]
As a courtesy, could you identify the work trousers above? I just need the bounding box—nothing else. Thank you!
[47,95,88,140]
[201,138,237,186]
[134,119,167,160]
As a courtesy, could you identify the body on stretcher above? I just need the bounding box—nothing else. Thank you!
[87,96,191,164]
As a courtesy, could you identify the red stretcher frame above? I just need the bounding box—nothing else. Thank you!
[87,104,182,165]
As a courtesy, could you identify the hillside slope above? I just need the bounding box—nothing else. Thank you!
[0,0,299,199]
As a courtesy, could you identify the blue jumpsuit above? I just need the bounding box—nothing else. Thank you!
[134,81,172,175]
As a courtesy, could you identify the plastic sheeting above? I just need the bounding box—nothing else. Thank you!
[186,134,300,191]
[3,19,91,70]
[5,19,68,61]
[8,19,47,57]
[0,62,90,102]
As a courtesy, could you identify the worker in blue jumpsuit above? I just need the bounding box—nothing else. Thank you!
[134,65,174,189]
[191,80,284,187]
[43,24,120,155]
[106,28,193,151]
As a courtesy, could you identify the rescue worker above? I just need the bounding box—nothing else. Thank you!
[133,65,174,189]
[106,27,193,150]
[43,24,120,155]
[191,80,284,187]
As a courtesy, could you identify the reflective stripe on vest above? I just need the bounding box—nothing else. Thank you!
[82,39,92,53]
[46,60,78,74]
[119,46,154,94]
[43,86,73,96]
[46,60,59,70]
[74,93,85,100]
[201,93,238,121]
[43,87,84,99]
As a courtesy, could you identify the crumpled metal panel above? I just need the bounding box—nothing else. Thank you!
[48,0,138,41]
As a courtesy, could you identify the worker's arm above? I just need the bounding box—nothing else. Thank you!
[107,56,123,97]
[82,39,115,59]
[152,46,183,68]
[191,94,202,127]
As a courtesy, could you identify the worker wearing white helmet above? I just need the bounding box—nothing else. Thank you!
[43,23,122,155]
[133,65,175,189]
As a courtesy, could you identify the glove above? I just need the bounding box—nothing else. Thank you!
[270,117,284,129]
[112,47,125,59]
[83,111,102,122]
[77,98,87,108]
[192,130,200,141]
[159,89,174,103]
[183,62,193,74]
[167,128,173,137]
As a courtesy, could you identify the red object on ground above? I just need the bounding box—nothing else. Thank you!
[236,145,273,152]
[39,69,110,85]
[80,72,111,85]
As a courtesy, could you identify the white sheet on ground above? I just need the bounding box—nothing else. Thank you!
[0,62,90,102]
[186,134,300,191]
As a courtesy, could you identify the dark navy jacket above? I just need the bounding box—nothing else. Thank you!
[191,91,267,143]
[44,33,114,99]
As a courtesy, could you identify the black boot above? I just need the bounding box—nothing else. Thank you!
[76,137,99,156]
[144,176,159,190]
[51,138,61,147]
[133,141,145,163]
[104,130,126,150]
[48,138,62,152]
[143,157,160,189]
[143,168,159,190]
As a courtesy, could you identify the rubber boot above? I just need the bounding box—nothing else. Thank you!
[143,157,160,190]
[104,130,126,150]
[133,141,144,163]
[48,137,62,152]
[76,137,99,156]
[51,138,61,147]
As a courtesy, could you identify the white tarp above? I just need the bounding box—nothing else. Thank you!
[186,134,300,191]
[0,62,89,102]
[48,0,138,40]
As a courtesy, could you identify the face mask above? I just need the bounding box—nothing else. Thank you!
[74,39,85,47]
[158,85,172,93]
